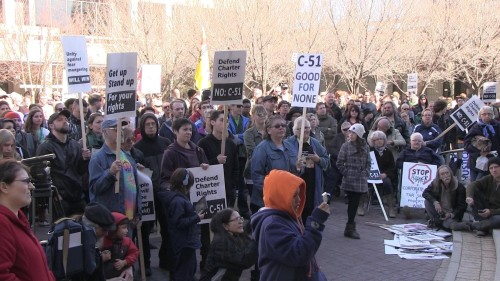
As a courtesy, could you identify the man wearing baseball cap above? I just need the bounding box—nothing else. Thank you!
[36,109,91,218]
[262,95,278,116]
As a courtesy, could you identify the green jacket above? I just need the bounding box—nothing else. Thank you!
[467,175,500,215]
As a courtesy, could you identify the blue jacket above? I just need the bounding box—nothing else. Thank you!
[228,114,250,145]
[413,123,442,151]
[396,146,441,169]
[284,136,330,207]
[250,140,298,207]
[251,207,328,281]
[89,144,140,217]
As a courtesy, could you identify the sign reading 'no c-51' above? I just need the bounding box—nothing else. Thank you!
[292,54,324,108]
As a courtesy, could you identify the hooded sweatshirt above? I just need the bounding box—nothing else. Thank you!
[0,205,55,281]
[251,170,329,281]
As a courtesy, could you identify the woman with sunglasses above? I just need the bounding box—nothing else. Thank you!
[200,208,257,281]
[338,104,362,133]
[250,115,299,214]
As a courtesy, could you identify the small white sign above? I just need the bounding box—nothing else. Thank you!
[188,164,227,224]
[291,54,324,108]
[407,73,418,93]
[482,82,498,102]
[139,64,162,94]
[105,52,138,119]
[211,50,247,105]
[400,162,437,208]
[375,82,386,93]
[137,169,155,222]
[450,95,485,131]
[368,151,383,184]
[61,36,91,93]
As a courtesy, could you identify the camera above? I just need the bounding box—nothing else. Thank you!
[21,154,55,189]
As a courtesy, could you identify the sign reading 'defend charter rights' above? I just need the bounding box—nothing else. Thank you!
[291,54,324,108]
[211,50,247,105]
[106,52,137,119]
[61,36,91,93]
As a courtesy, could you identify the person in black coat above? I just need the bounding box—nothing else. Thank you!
[397,132,441,168]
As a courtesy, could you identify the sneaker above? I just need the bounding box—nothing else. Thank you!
[475,230,487,237]
[38,220,50,227]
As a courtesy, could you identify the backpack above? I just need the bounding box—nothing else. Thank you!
[45,217,98,280]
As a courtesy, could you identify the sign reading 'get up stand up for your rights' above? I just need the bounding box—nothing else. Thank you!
[105,52,138,119]
[292,54,324,108]
[211,50,247,105]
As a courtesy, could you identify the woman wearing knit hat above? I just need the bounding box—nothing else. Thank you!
[336,123,371,239]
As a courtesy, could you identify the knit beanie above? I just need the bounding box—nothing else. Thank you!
[349,123,365,139]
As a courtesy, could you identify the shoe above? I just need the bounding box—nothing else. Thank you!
[38,220,50,227]
[344,223,360,239]
[475,230,487,237]
[384,194,396,218]
[450,222,471,231]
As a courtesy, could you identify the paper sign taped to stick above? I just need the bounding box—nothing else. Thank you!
[211,50,247,105]
[292,54,324,108]
[61,36,91,93]
[188,164,227,224]
[137,169,155,222]
[139,64,162,94]
[106,52,138,119]
[368,151,383,184]
[450,95,485,131]
[482,82,497,102]
[375,82,386,93]
[407,73,418,93]
[400,162,437,208]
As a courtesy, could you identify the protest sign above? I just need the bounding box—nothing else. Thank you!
[211,50,247,105]
[139,64,162,94]
[137,169,155,222]
[400,162,437,208]
[368,151,383,184]
[375,82,386,94]
[188,164,227,224]
[407,73,418,93]
[461,151,470,183]
[450,95,485,131]
[61,36,91,93]
[106,52,138,119]
[291,54,324,108]
[482,82,498,102]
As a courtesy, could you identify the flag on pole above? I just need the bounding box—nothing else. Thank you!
[194,28,211,91]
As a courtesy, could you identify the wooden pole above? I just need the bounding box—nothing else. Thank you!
[114,118,122,194]
[372,183,388,222]
[136,221,146,281]
[297,107,308,161]
[221,105,228,156]
[78,92,87,150]
[432,123,456,141]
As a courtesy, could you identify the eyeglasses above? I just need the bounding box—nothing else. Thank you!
[229,216,244,222]
[163,105,170,109]
[402,108,409,110]
[235,105,243,108]
[257,113,267,118]
[372,138,383,141]
[56,107,65,112]
[272,123,287,129]
[144,122,157,127]
[124,138,135,143]
[201,105,212,110]
[342,128,349,131]
[243,105,251,109]
[14,178,32,184]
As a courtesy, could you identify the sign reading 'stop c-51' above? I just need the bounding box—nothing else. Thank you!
[292,54,324,108]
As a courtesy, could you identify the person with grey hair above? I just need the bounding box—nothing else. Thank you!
[368,131,398,218]
[285,116,329,221]
[464,105,500,181]
[368,116,406,161]
[396,132,441,168]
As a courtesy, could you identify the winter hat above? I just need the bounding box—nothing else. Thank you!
[488,157,500,169]
[3,111,21,120]
[349,123,365,138]
[111,212,130,227]
[84,202,115,231]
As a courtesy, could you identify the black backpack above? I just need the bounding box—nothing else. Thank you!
[45,218,98,280]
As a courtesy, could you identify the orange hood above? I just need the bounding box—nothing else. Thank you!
[263,170,306,219]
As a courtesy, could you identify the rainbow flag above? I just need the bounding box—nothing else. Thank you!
[194,28,211,90]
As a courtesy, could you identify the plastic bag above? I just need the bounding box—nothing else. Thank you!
[476,156,489,171]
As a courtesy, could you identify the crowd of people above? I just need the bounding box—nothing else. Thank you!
[0,85,499,280]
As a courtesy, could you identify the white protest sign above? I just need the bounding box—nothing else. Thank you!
[137,169,155,222]
[211,50,247,105]
[400,162,437,208]
[368,151,383,184]
[292,54,324,108]
[407,73,418,93]
[105,52,138,119]
[375,82,386,93]
[461,151,470,183]
[139,64,162,94]
[482,82,497,102]
[61,36,91,93]
[188,164,227,224]
[450,95,485,131]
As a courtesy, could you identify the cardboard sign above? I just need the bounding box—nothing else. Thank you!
[482,82,498,102]
[400,162,437,208]
[137,169,155,222]
[105,52,138,119]
[407,73,418,93]
[450,95,485,131]
[292,54,324,108]
[139,64,162,94]
[211,50,247,105]
[188,164,227,224]
[368,151,383,184]
[61,36,91,93]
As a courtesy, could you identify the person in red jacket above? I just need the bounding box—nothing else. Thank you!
[0,159,55,281]
[102,212,139,280]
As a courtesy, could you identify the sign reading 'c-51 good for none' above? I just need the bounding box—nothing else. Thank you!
[211,50,247,105]
[291,54,324,108]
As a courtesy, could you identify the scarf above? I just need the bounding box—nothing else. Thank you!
[477,119,495,138]
[120,150,137,219]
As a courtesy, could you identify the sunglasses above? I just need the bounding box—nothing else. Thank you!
[272,123,287,128]
[342,128,349,131]
[56,107,65,112]
[235,105,243,108]
[14,178,32,184]
[402,108,409,110]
